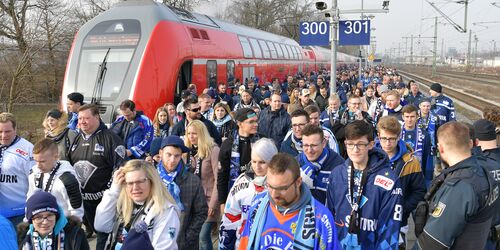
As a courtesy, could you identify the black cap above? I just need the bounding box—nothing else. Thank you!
[234,108,257,122]
[396,82,406,89]
[67,92,84,105]
[473,119,496,141]
[46,109,62,119]
[160,136,190,153]
[430,83,442,93]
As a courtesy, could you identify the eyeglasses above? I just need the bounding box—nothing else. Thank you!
[187,107,201,112]
[303,143,322,149]
[265,177,298,192]
[292,123,307,128]
[125,178,149,187]
[345,142,370,150]
[379,137,398,143]
[33,214,56,223]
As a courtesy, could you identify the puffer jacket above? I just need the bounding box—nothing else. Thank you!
[257,106,291,147]
[110,111,153,158]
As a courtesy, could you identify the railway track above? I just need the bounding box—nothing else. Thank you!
[437,71,500,86]
[399,70,500,112]
[438,70,499,82]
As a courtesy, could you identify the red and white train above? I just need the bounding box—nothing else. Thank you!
[62,0,357,123]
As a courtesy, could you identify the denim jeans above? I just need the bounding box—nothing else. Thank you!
[199,221,216,250]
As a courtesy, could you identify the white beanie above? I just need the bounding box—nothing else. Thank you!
[251,138,278,163]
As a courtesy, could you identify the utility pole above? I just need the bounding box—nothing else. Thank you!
[473,34,478,71]
[441,38,444,62]
[398,42,401,64]
[410,35,414,65]
[403,37,409,62]
[493,40,497,57]
[466,29,472,72]
[330,0,338,94]
[432,16,438,77]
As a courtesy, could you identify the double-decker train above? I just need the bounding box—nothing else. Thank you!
[62,0,357,123]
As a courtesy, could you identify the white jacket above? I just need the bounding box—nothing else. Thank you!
[95,183,180,250]
[28,160,84,220]
[0,137,34,217]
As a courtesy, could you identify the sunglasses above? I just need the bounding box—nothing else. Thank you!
[188,107,201,112]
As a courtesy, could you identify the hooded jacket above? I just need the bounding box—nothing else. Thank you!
[327,148,402,249]
[28,161,84,221]
[110,111,154,158]
[375,140,426,226]
[18,209,89,250]
[257,106,291,147]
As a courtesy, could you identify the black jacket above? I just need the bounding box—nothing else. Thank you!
[257,107,291,147]
[175,166,208,250]
[17,216,90,250]
[171,116,222,145]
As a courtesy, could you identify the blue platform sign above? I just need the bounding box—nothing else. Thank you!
[299,21,330,46]
[339,20,370,46]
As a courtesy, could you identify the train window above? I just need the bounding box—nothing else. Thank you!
[226,60,235,83]
[285,45,293,60]
[249,38,263,58]
[77,19,140,100]
[267,41,277,59]
[280,44,290,59]
[258,40,271,59]
[207,60,217,89]
[274,42,284,59]
[238,36,253,58]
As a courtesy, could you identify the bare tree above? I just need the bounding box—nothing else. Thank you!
[162,0,209,11]
[224,0,316,39]
[71,0,117,25]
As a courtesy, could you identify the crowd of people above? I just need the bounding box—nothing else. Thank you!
[0,65,499,250]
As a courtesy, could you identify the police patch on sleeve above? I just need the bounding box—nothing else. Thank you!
[431,202,446,218]
[115,145,126,159]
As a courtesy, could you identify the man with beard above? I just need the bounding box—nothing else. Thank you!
[171,97,222,145]
[238,153,339,250]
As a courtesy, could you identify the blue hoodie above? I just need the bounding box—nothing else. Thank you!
[327,148,402,249]
[375,140,426,226]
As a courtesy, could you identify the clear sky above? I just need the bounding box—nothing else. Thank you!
[194,0,500,58]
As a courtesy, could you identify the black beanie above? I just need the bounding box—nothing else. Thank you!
[46,109,63,119]
[25,191,60,223]
[430,83,442,93]
[473,119,496,141]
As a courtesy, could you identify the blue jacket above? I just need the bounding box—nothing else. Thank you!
[257,107,291,147]
[404,91,425,107]
[327,148,402,249]
[432,94,456,124]
[298,147,345,204]
[280,130,301,157]
[376,140,426,226]
[110,111,153,158]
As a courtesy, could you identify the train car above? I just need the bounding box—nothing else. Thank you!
[62,0,357,123]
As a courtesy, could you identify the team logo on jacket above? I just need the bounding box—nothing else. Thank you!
[168,227,176,239]
[94,143,104,152]
[73,161,98,188]
[374,175,394,190]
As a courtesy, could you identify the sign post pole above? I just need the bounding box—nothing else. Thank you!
[331,0,338,94]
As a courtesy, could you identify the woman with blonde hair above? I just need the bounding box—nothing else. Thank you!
[185,120,220,250]
[42,109,70,159]
[95,160,180,250]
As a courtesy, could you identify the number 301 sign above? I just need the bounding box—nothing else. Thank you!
[339,20,371,46]
[299,21,330,46]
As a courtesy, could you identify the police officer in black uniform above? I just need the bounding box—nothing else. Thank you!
[67,104,126,250]
[472,119,500,249]
[413,122,498,250]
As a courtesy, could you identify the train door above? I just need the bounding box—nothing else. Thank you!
[242,66,255,83]
[174,61,192,105]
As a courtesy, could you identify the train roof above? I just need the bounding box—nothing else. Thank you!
[95,0,300,46]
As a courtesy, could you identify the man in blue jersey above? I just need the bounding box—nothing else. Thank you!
[239,153,339,250]
[327,120,402,249]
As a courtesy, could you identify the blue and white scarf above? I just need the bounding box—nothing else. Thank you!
[229,131,243,191]
[157,161,184,211]
[247,189,316,250]
[401,125,424,160]
[300,148,329,186]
